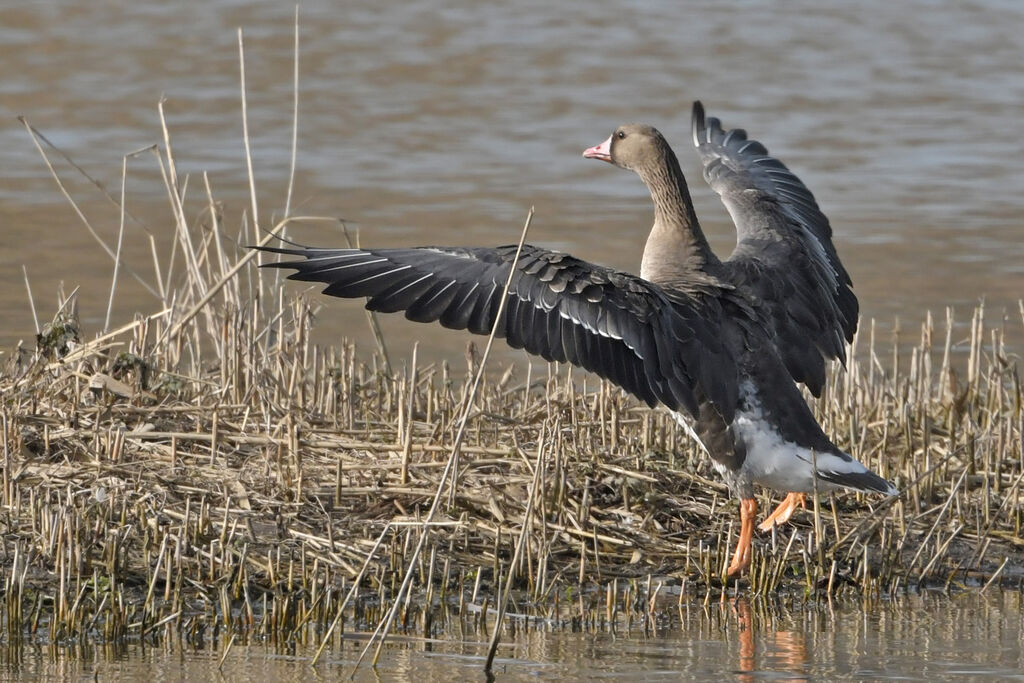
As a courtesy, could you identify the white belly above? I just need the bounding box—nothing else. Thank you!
[732,411,841,493]
[672,383,894,497]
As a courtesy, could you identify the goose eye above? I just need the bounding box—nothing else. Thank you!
[616,131,626,140]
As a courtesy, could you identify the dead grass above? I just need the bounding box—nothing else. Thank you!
[2,221,1022,657]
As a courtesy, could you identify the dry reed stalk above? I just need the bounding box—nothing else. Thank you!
[485,421,548,671]
[352,207,534,674]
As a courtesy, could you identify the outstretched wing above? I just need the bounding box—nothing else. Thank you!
[258,243,741,421]
[691,101,858,396]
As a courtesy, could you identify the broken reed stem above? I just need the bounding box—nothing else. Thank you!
[401,343,418,485]
[284,6,299,220]
[22,265,40,335]
[217,633,237,670]
[104,155,129,333]
[811,449,823,574]
[18,117,160,298]
[238,28,259,234]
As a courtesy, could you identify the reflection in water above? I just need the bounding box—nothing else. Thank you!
[733,597,807,681]
[3,591,1023,679]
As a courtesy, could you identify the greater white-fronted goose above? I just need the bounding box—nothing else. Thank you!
[258,102,897,577]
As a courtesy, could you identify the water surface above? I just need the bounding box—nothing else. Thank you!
[3,592,1023,680]
[2,1,1023,359]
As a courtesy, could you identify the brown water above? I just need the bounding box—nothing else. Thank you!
[2,1,1023,360]
[2,592,1023,680]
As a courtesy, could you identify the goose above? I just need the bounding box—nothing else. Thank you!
[257,102,897,577]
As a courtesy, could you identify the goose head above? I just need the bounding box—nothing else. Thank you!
[582,124,670,173]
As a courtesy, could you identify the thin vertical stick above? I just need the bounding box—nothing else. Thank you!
[238,28,260,233]
[284,6,300,219]
[155,105,204,302]
[149,235,166,303]
[485,423,547,672]
[447,211,534,501]
[105,156,129,332]
[204,173,229,281]
[22,266,40,335]
[811,449,823,570]
[350,208,534,675]
[401,343,418,485]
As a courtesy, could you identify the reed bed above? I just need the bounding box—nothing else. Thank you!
[4,31,1023,670]
[3,218,1022,658]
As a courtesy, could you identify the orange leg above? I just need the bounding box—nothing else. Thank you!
[757,492,807,532]
[726,498,758,577]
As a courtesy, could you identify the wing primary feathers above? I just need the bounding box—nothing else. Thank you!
[256,244,742,420]
[690,102,859,393]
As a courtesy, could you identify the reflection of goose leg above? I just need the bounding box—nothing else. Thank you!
[758,492,806,532]
[726,498,758,577]
[733,598,755,680]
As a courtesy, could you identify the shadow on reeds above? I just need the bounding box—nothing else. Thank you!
[2,22,1023,676]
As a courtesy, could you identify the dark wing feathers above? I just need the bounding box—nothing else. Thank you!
[691,101,858,396]
[258,244,738,421]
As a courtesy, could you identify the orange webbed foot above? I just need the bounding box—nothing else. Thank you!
[758,492,806,532]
